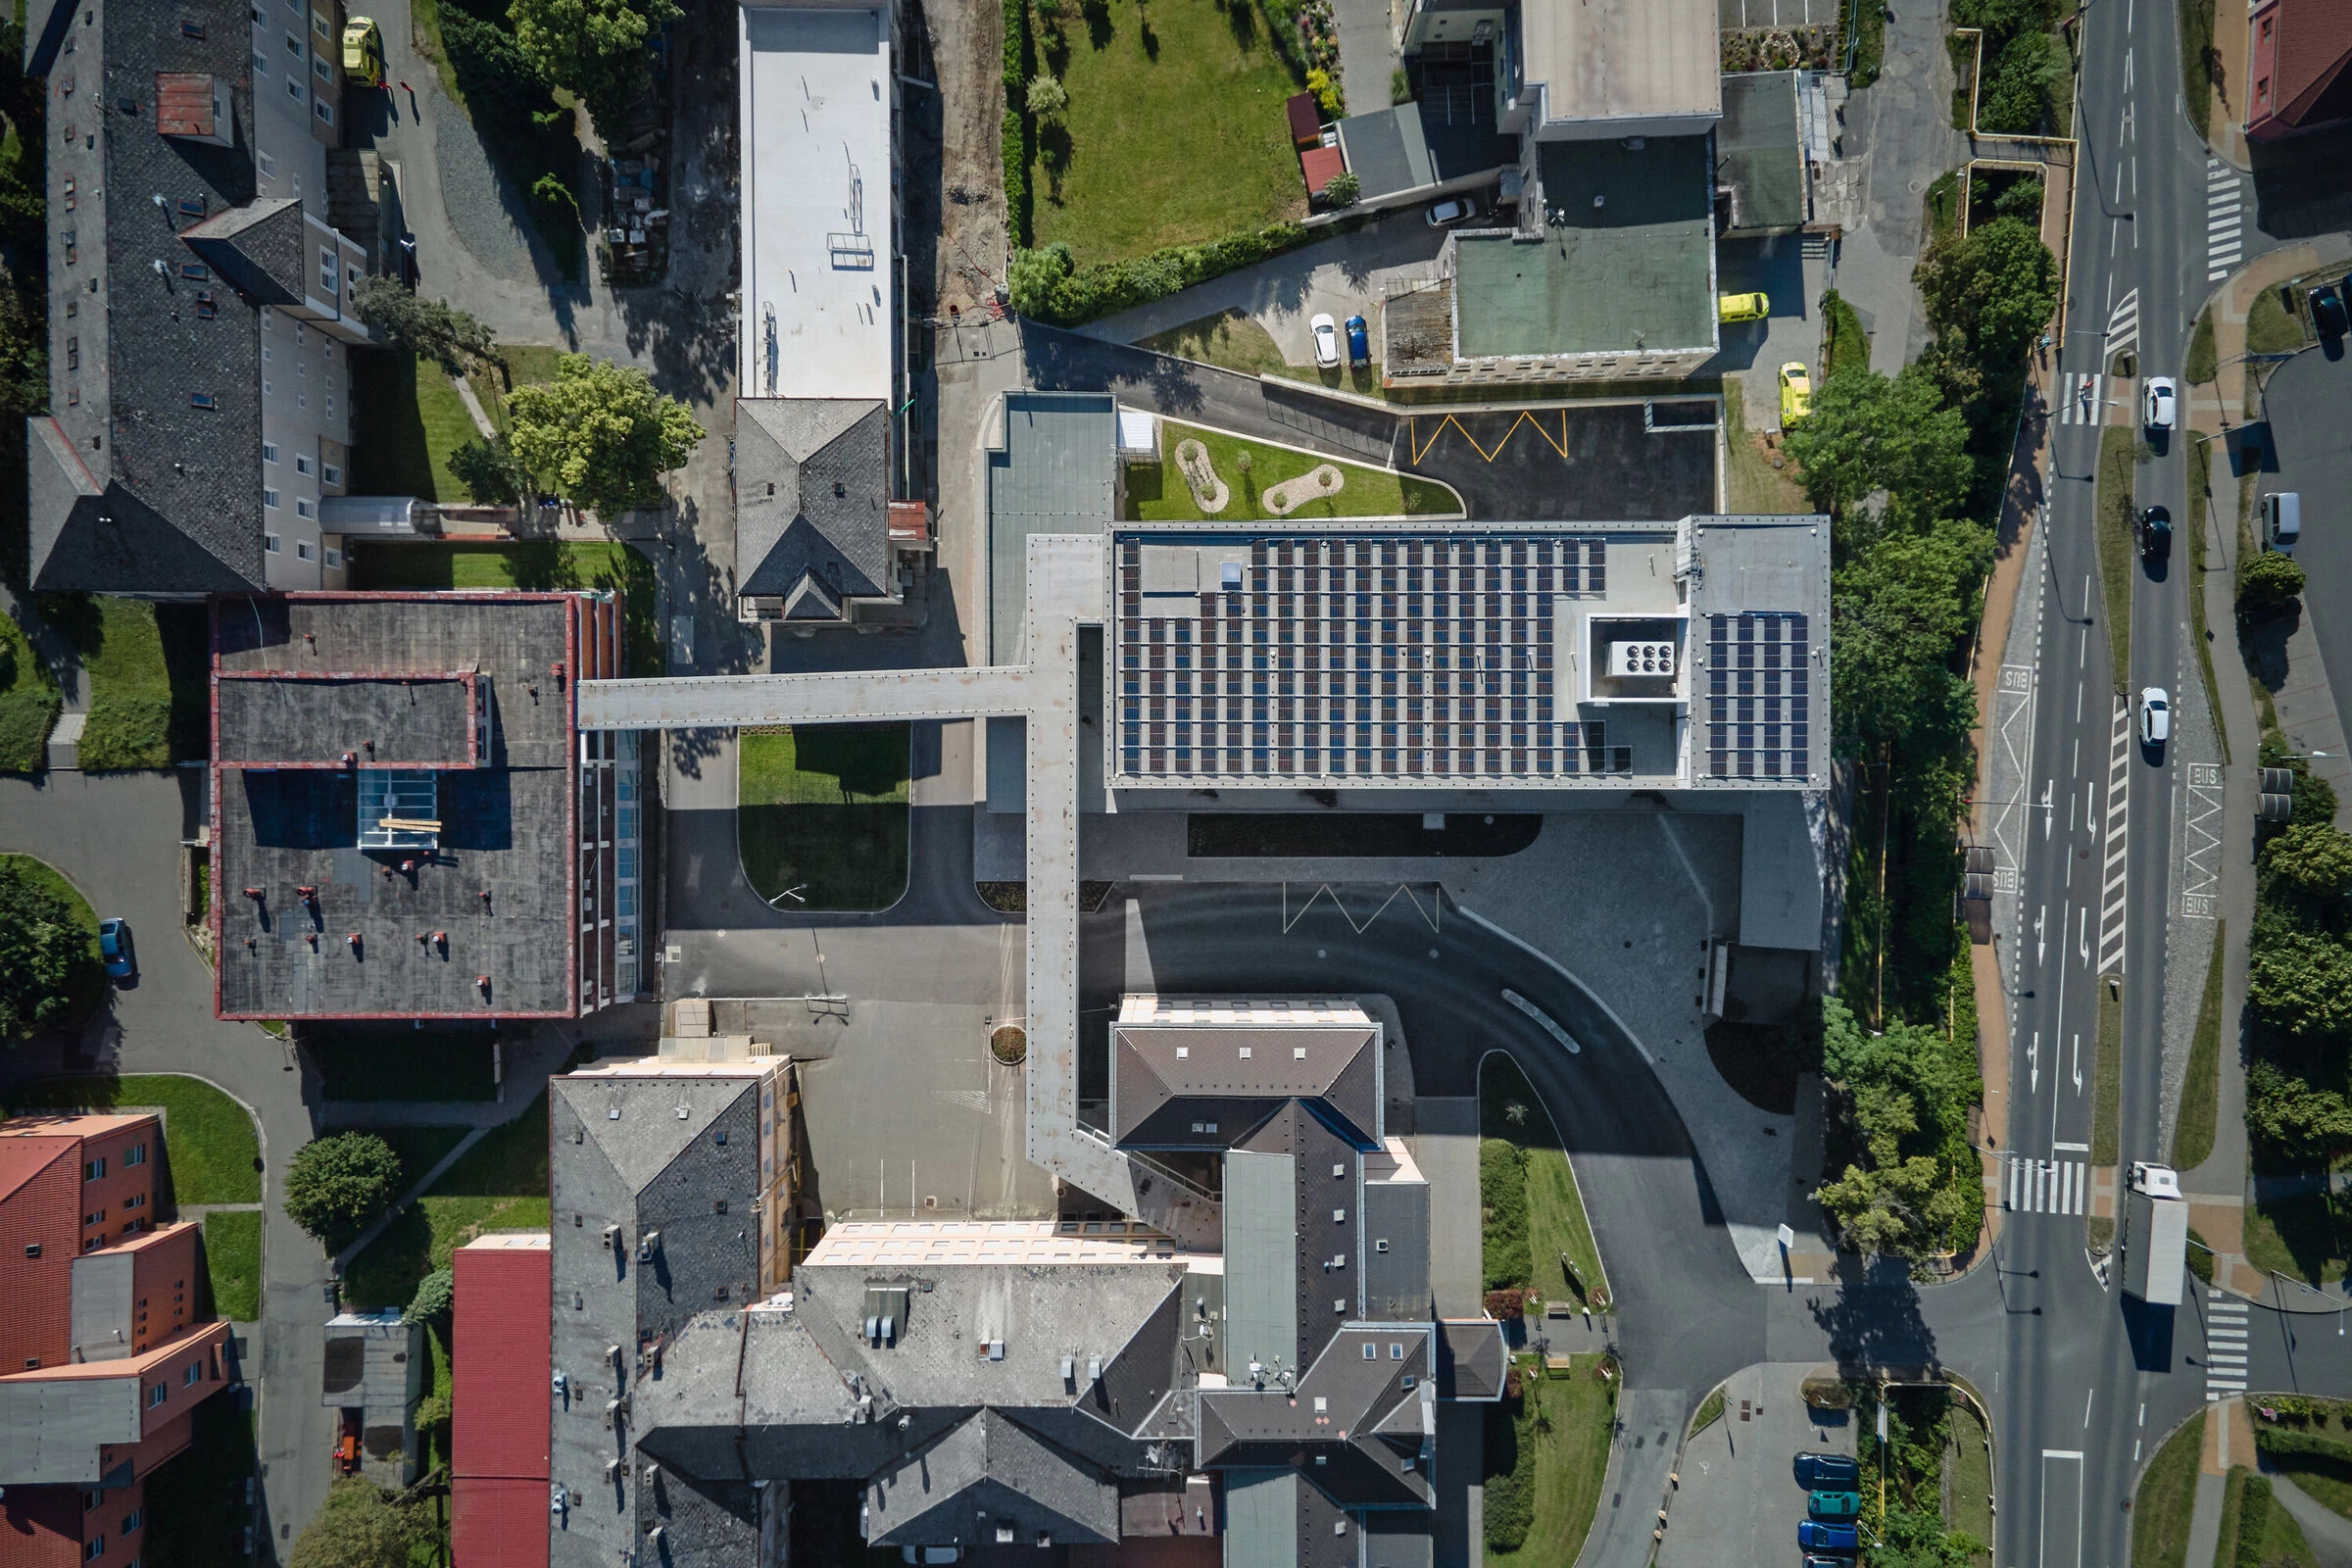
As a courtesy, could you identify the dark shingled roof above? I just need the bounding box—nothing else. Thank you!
[864,1409,1120,1546]
[733,398,893,615]
[28,0,270,594]
[1111,1023,1381,1149]
[211,595,579,1018]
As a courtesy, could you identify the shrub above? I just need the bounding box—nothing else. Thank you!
[1304,66,1341,118]
[1003,0,1034,246]
[283,1133,404,1244]
[1025,74,1067,126]
[1010,222,1314,325]
[1481,1137,1531,1290]
[2240,550,2307,609]
[0,859,100,1036]
[1321,170,1360,208]
[290,1477,420,1568]
[413,1392,452,1433]
[403,1265,455,1325]
[1482,1399,1535,1551]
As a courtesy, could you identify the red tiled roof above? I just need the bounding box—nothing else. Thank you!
[1287,91,1323,147]
[453,1237,551,1568]
[0,1136,69,1206]
[1301,144,1347,195]
[2274,0,2352,125]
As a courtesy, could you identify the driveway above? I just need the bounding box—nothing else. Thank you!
[0,772,332,1565]
[1658,1363,1856,1568]
[1707,235,1830,432]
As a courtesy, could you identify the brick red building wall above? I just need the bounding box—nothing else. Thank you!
[453,1238,552,1568]
[0,1142,79,1373]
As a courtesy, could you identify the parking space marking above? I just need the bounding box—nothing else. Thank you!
[1405,410,1572,464]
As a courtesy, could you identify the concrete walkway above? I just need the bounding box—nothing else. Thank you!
[1331,0,1396,121]
[2270,1471,2352,1568]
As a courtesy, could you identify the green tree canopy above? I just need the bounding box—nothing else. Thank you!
[1813,999,1984,1255]
[403,1265,455,1325]
[507,0,679,131]
[0,861,98,1037]
[2248,923,2352,1038]
[2245,1060,2352,1163]
[1831,516,1991,755]
[1008,243,1075,318]
[350,278,501,376]
[1976,29,2068,133]
[289,1478,421,1568]
[2240,550,2307,609]
[1783,363,1974,525]
[2265,822,2352,904]
[505,353,704,517]
[1917,216,2061,365]
[282,1133,403,1244]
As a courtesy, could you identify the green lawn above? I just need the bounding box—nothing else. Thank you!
[2225,1469,2323,1568]
[2247,288,2312,356]
[1129,421,1460,522]
[3,1072,263,1204]
[2094,971,2122,1168]
[738,724,911,912]
[1138,310,1292,374]
[1484,1353,1616,1563]
[2245,1194,2350,1285]
[2187,309,2218,385]
[1722,380,1810,514]
[349,351,480,502]
[375,1126,474,1192]
[141,1397,260,1568]
[2271,1456,2352,1524]
[0,610,59,771]
[1480,1053,1609,1309]
[2174,926,2227,1171]
[37,596,208,768]
[202,1208,262,1322]
[2132,1410,2206,1568]
[345,539,659,675]
[2095,427,2136,697]
[2180,0,2215,140]
[466,344,568,434]
[301,1022,501,1102]
[1951,1400,1995,1568]
[339,1099,551,1311]
[1028,0,1308,267]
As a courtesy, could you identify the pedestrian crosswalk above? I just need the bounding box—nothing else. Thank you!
[2058,371,2104,425]
[2205,1291,2250,1400]
[2004,1157,2088,1214]
[2097,700,2131,976]
[2208,157,2246,282]
[2105,288,2141,361]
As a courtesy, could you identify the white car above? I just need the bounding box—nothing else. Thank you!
[1310,313,1341,370]
[2138,686,2171,748]
[2142,377,2177,432]
[1426,198,1473,226]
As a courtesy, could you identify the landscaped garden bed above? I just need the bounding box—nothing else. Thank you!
[1128,421,1458,521]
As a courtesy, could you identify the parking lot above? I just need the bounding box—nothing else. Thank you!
[1718,0,1842,24]
[1658,1362,1858,1568]
[1395,400,1720,520]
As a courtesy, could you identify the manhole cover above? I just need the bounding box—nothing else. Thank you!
[991,1026,1028,1065]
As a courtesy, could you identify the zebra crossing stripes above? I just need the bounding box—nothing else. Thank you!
[2004,1157,2087,1214]
[2059,372,2104,425]
[2097,701,2130,976]
[2208,157,2246,281]
[2206,1291,2250,1400]
[2105,288,2141,361]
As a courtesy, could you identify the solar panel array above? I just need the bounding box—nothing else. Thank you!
[1703,612,1812,779]
[1114,535,1637,782]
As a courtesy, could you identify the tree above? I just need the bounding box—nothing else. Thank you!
[349,278,501,376]
[504,353,704,518]
[2239,550,2307,609]
[282,1133,403,1244]
[1008,243,1075,318]
[403,1265,455,1325]
[2265,822,2352,903]
[1916,216,2060,365]
[1813,999,1984,1255]
[0,861,98,1037]
[2249,924,2352,1038]
[1782,363,1973,524]
[289,1477,420,1568]
[1976,29,2067,133]
[412,1392,452,1433]
[449,435,527,505]
[1992,176,2045,224]
[1025,74,1067,127]
[1831,516,1991,754]
[2245,1060,2352,1162]
[507,0,680,131]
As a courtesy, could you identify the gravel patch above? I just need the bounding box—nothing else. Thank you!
[433,105,536,276]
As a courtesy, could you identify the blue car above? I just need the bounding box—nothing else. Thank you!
[1345,314,1369,368]
[1798,1520,1859,1553]
[98,917,135,982]
[1809,1490,1863,1520]
[1796,1452,1860,1489]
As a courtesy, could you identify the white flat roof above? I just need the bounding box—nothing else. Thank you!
[739,6,894,402]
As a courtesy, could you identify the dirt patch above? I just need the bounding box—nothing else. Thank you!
[921,0,1008,315]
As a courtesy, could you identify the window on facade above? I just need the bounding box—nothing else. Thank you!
[262,380,271,396]
[263,442,278,465]
[323,463,341,486]
[264,489,280,510]
[62,229,75,264]
[146,1382,166,1407]
[296,539,313,559]
[66,336,76,369]
[295,499,314,520]
[314,96,333,124]
[265,533,281,554]
[61,175,74,211]
[82,1535,103,1561]
[66,388,77,407]
[284,31,299,53]
[325,546,342,569]
[124,1144,143,1166]
[84,1157,104,1180]
[122,1508,142,1534]
[294,453,310,475]
[253,50,267,73]
[313,55,330,82]
[24,1243,38,1257]
[259,150,274,178]
[286,77,301,100]
[183,1360,202,1386]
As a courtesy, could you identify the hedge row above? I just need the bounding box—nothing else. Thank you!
[1256,0,1310,77]
[1002,0,1033,247]
[2255,1426,2352,1467]
[1481,1137,1531,1292]
[1011,220,1312,325]
[2232,1471,2274,1568]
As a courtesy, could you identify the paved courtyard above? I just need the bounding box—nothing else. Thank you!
[1658,1361,1857,1568]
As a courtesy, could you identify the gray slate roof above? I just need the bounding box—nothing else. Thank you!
[733,398,892,612]
[1111,1023,1381,1148]
[864,1409,1119,1546]
[29,0,270,593]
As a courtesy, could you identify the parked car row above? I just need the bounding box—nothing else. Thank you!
[1308,313,1371,370]
[1794,1451,1862,1556]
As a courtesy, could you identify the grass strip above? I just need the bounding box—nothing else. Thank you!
[1848,0,1887,86]
[0,610,59,772]
[1948,33,1978,129]
[2132,1410,2208,1568]
[349,351,479,502]
[1950,1400,1995,1567]
[738,724,911,912]
[2185,429,2229,763]
[2218,1467,2251,1568]
[1137,309,1291,376]
[2094,426,2136,695]
[1481,1052,1609,1306]
[2180,0,2216,141]
[2094,972,2122,1168]
[1485,1353,1617,1563]
[202,1209,263,1323]
[5,1072,262,1204]
[2186,309,2218,385]
[2246,287,2311,355]
[2173,924,2228,1171]
[1690,1387,1726,1438]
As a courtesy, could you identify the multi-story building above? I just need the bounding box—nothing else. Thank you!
[2245,0,2352,141]
[208,590,644,1020]
[0,1113,235,1568]
[450,1234,554,1568]
[23,0,374,597]
[730,0,932,627]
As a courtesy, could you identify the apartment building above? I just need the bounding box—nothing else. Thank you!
[23,0,372,597]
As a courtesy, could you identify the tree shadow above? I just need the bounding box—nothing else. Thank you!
[1083,0,1115,49]
[1041,125,1076,204]
[1224,0,1259,48]
[1805,1257,1940,1376]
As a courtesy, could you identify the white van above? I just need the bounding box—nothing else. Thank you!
[2264,492,2302,552]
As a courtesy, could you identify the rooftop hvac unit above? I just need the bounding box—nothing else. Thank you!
[637,1231,660,1262]
[602,1224,620,1250]
[1607,641,1676,678]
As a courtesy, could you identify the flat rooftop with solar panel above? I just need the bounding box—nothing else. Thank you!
[209,592,646,1021]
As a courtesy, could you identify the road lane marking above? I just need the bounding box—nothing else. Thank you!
[2104,288,2140,362]
[2208,157,2246,280]
[2183,762,2222,919]
[2098,700,2130,975]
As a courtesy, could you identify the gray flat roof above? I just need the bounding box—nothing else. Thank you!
[1454,138,1716,359]
[1337,106,1439,199]
[1719,73,1808,233]
[988,392,1118,662]
[1519,0,1719,128]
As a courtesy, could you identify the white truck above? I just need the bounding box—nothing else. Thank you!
[2122,1162,2188,1304]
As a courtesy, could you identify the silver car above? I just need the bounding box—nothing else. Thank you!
[1310,313,1341,370]
[2142,377,2177,432]
[2138,687,2170,748]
